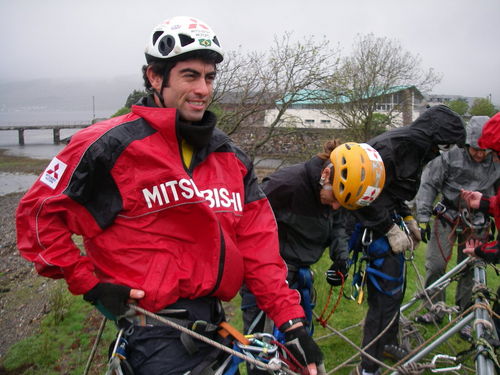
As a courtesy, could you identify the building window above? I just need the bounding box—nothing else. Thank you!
[321,119,331,124]
[305,119,315,124]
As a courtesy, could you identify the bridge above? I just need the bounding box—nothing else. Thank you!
[0,124,91,145]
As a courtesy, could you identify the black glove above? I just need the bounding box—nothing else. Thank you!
[419,222,431,243]
[326,260,348,286]
[83,282,131,320]
[284,325,323,367]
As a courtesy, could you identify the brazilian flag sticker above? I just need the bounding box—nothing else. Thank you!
[199,39,212,47]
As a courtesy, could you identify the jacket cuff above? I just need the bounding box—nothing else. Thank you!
[272,305,306,329]
[479,197,490,214]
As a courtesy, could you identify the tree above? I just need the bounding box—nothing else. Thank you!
[322,34,441,141]
[111,89,147,118]
[125,89,147,108]
[447,98,469,116]
[211,33,340,163]
[469,97,498,117]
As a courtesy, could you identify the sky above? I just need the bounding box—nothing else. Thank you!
[1,0,500,104]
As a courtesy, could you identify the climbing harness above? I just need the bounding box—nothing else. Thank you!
[347,217,407,302]
[244,266,316,337]
[294,267,316,335]
[102,304,303,375]
[432,201,490,264]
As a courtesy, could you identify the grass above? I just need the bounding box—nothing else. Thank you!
[2,280,116,374]
[0,149,49,175]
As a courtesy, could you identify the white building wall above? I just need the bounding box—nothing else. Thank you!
[263,108,421,129]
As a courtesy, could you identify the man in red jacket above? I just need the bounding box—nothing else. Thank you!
[16,16,323,375]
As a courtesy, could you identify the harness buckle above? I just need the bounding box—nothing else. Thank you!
[433,202,447,216]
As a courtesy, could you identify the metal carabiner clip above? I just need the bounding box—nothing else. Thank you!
[361,228,373,247]
[430,354,462,373]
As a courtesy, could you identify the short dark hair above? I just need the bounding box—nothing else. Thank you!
[142,50,221,93]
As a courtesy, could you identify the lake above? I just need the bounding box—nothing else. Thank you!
[0,109,113,159]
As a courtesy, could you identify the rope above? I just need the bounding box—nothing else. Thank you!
[326,310,400,374]
[128,305,299,375]
[316,276,344,327]
[429,301,460,317]
[394,361,436,375]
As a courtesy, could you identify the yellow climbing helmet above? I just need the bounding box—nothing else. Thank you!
[329,142,386,210]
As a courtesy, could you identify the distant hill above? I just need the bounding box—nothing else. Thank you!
[0,75,143,112]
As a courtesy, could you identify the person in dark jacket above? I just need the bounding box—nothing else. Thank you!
[241,140,386,375]
[349,105,466,375]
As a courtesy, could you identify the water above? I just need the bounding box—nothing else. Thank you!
[0,109,113,159]
[0,109,112,195]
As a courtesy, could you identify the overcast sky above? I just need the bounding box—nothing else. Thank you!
[1,0,499,104]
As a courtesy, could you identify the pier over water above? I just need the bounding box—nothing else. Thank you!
[0,124,91,145]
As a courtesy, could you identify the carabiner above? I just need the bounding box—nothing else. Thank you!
[361,228,373,246]
[430,354,462,373]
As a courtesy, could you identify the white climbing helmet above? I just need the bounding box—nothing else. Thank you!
[145,16,224,63]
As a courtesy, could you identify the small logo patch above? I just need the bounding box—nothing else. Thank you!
[199,39,212,47]
[356,186,381,206]
[40,157,67,189]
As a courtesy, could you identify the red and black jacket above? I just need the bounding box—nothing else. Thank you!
[16,101,303,327]
[475,187,500,263]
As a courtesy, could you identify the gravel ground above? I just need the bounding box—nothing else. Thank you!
[0,192,57,360]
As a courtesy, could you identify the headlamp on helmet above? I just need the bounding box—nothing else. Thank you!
[329,142,386,210]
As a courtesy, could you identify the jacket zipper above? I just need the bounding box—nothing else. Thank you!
[208,225,225,295]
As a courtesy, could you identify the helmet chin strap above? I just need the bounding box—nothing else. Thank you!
[153,88,166,108]
[152,66,171,108]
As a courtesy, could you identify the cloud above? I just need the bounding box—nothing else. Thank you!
[1,0,499,104]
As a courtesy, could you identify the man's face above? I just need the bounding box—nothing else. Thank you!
[160,59,216,123]
[468,146,490,163]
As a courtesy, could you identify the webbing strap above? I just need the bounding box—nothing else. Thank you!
[365,257,405,297]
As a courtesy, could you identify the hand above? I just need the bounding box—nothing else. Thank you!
[284,325,324,375]
[83,282,145,320]
[326,261,348,286]
[386,224,411,254]
[461,190,482,209]
[404,217,421,246]
[419,222,432,243]
[463,239,482,257]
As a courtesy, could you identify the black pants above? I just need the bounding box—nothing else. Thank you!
[360,253,405,373]
[126,297,227,375]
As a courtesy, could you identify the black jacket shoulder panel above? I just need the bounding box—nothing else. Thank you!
[65,118,156,229]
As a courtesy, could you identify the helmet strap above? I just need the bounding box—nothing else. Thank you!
[153,88,166,108]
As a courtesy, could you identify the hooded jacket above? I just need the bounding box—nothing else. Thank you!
[16,97,303,326]
[352,105,466,236]
[261,156,349,267]
[415,116,500,223]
